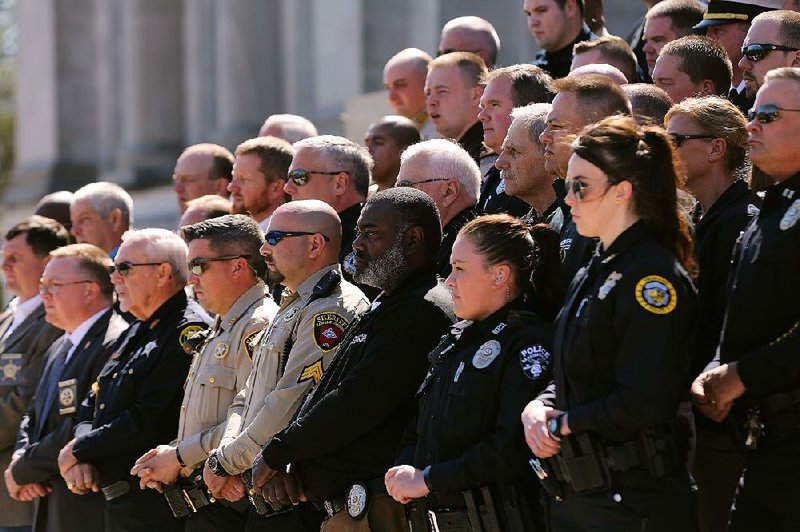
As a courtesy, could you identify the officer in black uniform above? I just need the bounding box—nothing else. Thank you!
[524,117,698,531]
[694,68,800,532]
[387,216,563,531]
[57,229,211,531]
[253,188,455,531]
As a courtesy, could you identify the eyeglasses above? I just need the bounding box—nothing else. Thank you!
[669,133,715,148]
[264,230,330,246]
[286,169,347,186]
[396,177,451,188]
[564,178,617,202]
[108,261,165,277]
[187,254,251,276]
[741,44,799,62]
[38,279,94,294]
[747,104,800,124]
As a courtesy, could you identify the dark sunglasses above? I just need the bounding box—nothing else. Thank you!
[108,261,164,277]
[741,43,799,62]
[564,178,591,201]
[287,169,346,186]
[188,254,250,276]
[264,230,330,246]
[669,133,715,148]
[396,177,451,188]
[747,104,800,124]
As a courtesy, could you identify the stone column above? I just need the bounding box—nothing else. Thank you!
[183,0,217,146]
[10,0,98,204]
[116,0,184,188]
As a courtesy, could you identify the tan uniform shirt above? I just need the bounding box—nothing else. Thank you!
[217,265,369,474]
[176,283,278,468]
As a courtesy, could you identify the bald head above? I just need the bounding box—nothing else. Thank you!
[271,199,342,257]
[384,48,433,120]
[568,63,628,85]
[439,16,501,68]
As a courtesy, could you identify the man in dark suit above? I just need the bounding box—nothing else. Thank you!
[0,216,69,532]
[7,244,128,532]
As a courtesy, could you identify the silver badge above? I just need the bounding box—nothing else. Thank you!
[346,483,368,519]
[491,322,507,335]
[453,361,465,382]
[597,272,622,300]
[747,203,759,217]
[473,340,501,369]
[496,179,506,194]
[780,199,799,231]
[213,343,229,359]
[344,251,357,275]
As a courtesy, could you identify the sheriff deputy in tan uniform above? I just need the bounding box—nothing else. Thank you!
[131,215,278,532]
[203,200,369,531]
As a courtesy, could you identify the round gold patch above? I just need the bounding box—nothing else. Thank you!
[179,325,205,352]
[635,275,677,315]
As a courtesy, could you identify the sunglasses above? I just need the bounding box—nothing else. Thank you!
[747,104,800,124]
[287,169,346,186]
[396,177,451,188]
[264,230,330,246]
[669,133,715,148]
[741,43,799,62]
[38,279,94,294]
[187,254,250,276]
[108,261,165,277]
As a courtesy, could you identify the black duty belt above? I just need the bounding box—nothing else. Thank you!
[320,478,387,520]
[101,480,131,501]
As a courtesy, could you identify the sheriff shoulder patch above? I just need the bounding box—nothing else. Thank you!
[298,358,324,385]
[635,275,677,315]
[242,329,260,360]
[313,312,348,352]
[179,325,205,353]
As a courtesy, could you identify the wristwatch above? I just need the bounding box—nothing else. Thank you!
[422,465,434,493]
[206,450,229,477]
[548,413,565,439]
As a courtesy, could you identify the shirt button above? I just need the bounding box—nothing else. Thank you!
[209,377,215,384]
[181,405,186,411]
[99,404,105,410]
[112,373,117,379]
[129,369,134,374]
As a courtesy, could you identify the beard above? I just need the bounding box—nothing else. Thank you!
[353,233,409,292]
[265,259,286,285]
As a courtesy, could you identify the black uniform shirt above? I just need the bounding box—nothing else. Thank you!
[533,25,595,80]
[547,221,697,442]
[719,172,800,400]
[261,267,455,500]
[547,179,597,288]
[692,180,761,375]
[478,166,532,218]
[458,121,486,166]
[437,206,477,279]
[402,300,553,494]
[72,290,211,484]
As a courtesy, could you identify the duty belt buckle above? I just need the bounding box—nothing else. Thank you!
[346,483,368,520]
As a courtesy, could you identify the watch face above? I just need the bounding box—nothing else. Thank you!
[548,417,559,435]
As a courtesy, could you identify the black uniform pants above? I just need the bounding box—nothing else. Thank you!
[105,483,184,532]
[693,425,745,532]
[184,501,247,532]
[729,434,800,532]
[245,503,324,531]
[549,470,698,532]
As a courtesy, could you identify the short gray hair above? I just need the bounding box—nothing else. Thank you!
[121,228,188,284]
[765,66,800,84]
[400,139,482,202]
[73,182,134,228]
[293,135,374,197]
[510,103,552,146]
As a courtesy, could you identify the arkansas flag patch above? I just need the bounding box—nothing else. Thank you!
[313,312,348,352]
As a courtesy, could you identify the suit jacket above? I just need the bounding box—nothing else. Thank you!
[12,308,128,532]
[0,303,63,527]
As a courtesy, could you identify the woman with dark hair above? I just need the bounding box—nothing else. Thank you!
[523,116,699,531]
[385,214,562,531]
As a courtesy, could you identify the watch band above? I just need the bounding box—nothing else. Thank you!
[175,446,187,468]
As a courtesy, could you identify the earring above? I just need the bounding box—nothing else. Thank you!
[505,285,510,304]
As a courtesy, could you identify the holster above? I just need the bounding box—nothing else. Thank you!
[406,500,432,532]
[163,467,212,517]
[551,433,611,494]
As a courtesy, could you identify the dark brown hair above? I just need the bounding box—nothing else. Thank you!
[459,214,564,320]
[572,116,697,274]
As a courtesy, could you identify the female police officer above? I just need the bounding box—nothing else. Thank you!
[385,214,562,531]
[522,116,699,531]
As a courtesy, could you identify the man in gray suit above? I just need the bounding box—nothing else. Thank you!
[0,216,69,531]
[8,244,129,532]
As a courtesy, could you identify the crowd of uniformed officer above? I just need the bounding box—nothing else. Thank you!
[0,42,799,532]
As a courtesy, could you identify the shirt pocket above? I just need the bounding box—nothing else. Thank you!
[194,365,237,427]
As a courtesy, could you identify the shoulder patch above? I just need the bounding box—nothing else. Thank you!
[313,312,348,352]
[298,358,324,385]
[179,325,206,353]
[520,345,550,380]
[242,329,260,360]
[635,275,677,315]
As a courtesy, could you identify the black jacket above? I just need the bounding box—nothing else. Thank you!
[692,180,761,376]
[478,166,535,218]
[458,121,486,166]
[72,290,211,484]
[719,172,800,402]
[547,179,597,289]
[437,207,477,279]
[262,267,455,499]
[534,24,596,80]
[399,300,552,496]
[13,309,128,532]
[541,221,697,442]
